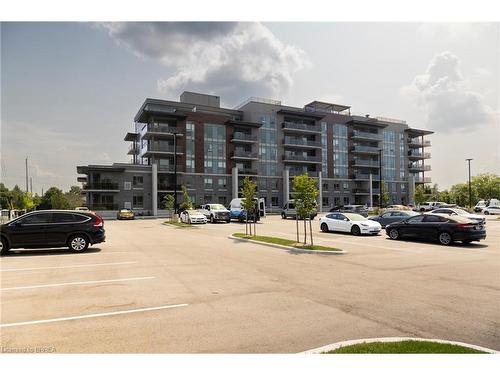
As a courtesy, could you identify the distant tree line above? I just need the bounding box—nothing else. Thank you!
[0,183,85,211]
[413,173,500,207]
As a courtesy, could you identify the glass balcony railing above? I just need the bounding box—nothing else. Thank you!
[232,133,258,142]
[83,182,119,190]
[283,154,322,162]
[283,138,322,147]
[351,145,380,153]
[282,122,321,132]
[352,159,380,167]
[351,130,382,140]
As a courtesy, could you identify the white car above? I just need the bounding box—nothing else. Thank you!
[482,206,500,215]
[180,210,207,224]
[429,207,485,224]
[319,212,382,235]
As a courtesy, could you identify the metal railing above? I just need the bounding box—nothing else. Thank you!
[146,145,183,153]
[238,169,258,175]
[408,151,431,159]
[83,182,119,190]
[352,159,380,167]
[408,164,431,171]
[283,154,322,162]
[232,150,259,158]
[408,139,431,147]
[282,122,321,132]
[351,130,382,140]
[283,138,322,147]
[146,124,182,134]
[352,173,380,180]
[232,133,258,142]
[351,145,380,153]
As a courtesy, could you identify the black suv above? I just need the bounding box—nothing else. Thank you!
[0,210,105,255]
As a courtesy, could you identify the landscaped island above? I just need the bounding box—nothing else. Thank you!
[233,233,342,252]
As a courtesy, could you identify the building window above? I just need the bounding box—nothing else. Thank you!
[218,178,227,189]
[204,123,226,174]
[204,178,213,189]
[333,183,340,190]
[271,196,279,206]
[258,114,278,176]
[133,195,143,208]
[218,196,227,205]
[343,182,349,189]
[321,121,328,176]
[333,124,348,178]
[343,197,349,205]
[322,182,328,191]
[133,176,143,187]
[322,197,329,207]
[383,130,396,181]
[186,121,195,173]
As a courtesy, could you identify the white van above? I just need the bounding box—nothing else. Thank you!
[228,198,266,220]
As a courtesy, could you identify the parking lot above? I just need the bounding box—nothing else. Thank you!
[1,215,499,353]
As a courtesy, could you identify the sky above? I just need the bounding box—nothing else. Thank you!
[1,22,499,193]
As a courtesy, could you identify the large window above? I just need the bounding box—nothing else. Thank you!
[333,124,348,178]
[383,130,396,180]
[204,124,226,174]
[399,132,405,180]
[321,122,328,175]
[258,114,278,176]
[186,121,195,173]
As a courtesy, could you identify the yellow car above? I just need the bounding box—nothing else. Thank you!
[116,209,135,220]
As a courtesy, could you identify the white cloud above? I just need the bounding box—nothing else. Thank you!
[101,22,310,105]
[32,163,58,178]
[401,51,497,132]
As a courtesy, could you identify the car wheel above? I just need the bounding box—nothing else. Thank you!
[188,219,191,224]
[281,213,286,219]
[484,211,489,215]
[320,223,329,233]
[438,231,453,246]
[388,228,400,240]
[351,225,361,236]
[68,235,89,252]
[210,215,215,223]
[226,219,231,223]
[0,237,10,255]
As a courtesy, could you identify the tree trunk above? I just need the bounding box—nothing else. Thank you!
[309,217,313,246]
[303,217,307,244]
[296,214,299,243]
[253,212,256,236]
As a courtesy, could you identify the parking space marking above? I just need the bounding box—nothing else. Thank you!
[2,251,131,260]
[0,276,155,291]
[0,261,138,273]
[0,303,189,328]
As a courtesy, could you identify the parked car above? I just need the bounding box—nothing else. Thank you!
[385,205,412,211]
[329,204,368,217]
[417,202,447,212]
[198,204,231,223]
[117,209,135,220]
[228,198,263,222]
[385,213,486,245]
[474,200,487,212]
[429,207,485,224]
[369,210,419,228]
[0,210,105,255]
[482,205,500,215]
[319,212,381,235]
[75,207,90,212]
[281,200,317,220]
[179,210,207,224]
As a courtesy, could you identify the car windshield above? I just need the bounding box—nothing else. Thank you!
[343,213,366,221]
[454,208,470,215]
[210,204,226,210]
[187,210,201,215]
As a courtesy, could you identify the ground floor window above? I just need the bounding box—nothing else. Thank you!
[271,196,279,206]
[322,197,329,207]
[343,197,349,205]
[133,195,143,208]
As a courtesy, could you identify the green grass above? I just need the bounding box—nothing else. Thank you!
[163,221,194,228]
[233,233,342,252]
[323,340,487,354]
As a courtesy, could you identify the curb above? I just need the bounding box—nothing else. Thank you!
[228,235,346,255]
[299,337,498,354]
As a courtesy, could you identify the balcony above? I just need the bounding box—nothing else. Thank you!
[142,124,183,140]
[413,176,432,183]
[351,130,382,141]
[231,150,259,160]
[88,203,119,211]
[408,164,431,172]
[408,151,431,160]
[282,122,321,134]
[142,145,184,157]
[288,170,319,177]
[158,164,184,173]
[351,159,380,168]
[127,143,137,155]
[158,184,183,192]
[351,145,381,154]
[283,138,322,149]
[282,154,322,164]
[238,168,258,175]
[82,182,120,192]
[231,133,258,143]
[352,188,370,195]
[408,139,431,148]
[352,173,380,181]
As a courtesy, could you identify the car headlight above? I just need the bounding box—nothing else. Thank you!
[361,223,368,227]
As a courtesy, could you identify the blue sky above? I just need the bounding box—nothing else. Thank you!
[1,22,498,192]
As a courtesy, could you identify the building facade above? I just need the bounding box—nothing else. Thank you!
[77,91,433,216]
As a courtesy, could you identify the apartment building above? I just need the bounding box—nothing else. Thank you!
[77,91,433,216]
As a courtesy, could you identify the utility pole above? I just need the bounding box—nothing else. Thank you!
[25,157,29,193]
[466,158,473,209]
[30,177,33,194]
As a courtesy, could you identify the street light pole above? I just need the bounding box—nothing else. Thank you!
[466,158,473,208]
[379,148,383,208]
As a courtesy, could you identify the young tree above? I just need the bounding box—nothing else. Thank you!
[413,185,426,205]
[65,186,85,209]
[179,185,193,211]
[240,176,257,236]
[292,173,319,246]
[162,194,175,222]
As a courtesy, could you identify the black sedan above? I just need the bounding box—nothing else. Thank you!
[369,210,418,228]
[1,210,105,255]
[385,213,486,245]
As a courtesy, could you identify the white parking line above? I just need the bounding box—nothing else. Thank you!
[0,261,138,272]
[0,276,155,291]
[4,251,130,259]
[0,303,189,328]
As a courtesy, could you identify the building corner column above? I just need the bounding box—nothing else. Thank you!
[318,171,323,212]
[283,169,290,204]
[369,174,373,208]
[152,163,158,216]
[409,175,415,206]
[232,167,238,200]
